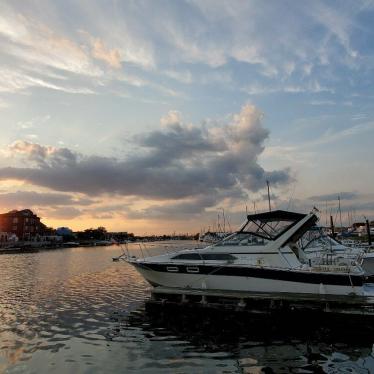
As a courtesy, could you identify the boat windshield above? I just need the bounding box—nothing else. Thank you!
[297,227,339,250]
[214,232,269,246]
[239,210,307,241]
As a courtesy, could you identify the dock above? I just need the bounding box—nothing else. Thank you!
[147,286,374,316]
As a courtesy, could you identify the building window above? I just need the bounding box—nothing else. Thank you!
[25,218,29,223]
[13,218,18,223]
[12,225,17,231]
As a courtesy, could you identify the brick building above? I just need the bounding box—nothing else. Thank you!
[0,209,47,240]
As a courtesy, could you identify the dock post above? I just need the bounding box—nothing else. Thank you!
[330,216,335,238]
[325,302,330,312]
[319,283,326,295]
[238,298,246,308]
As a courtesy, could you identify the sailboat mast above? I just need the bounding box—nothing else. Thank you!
[266,180,271,212]
[222,208,226,233]
[338,195,343,233]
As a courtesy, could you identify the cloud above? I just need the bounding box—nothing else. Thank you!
[308,2,358,60]
[244,81,334,96]
[0,67,95,94]
[0,0,370,103]
[8,140,78,168]
[308,191,359,202]
[311,121,374,146]
[17,115,51,130]
[310,100,336,106]
[163,70,193,84]
[0,97,8,109]
[126,195,219,220]
[0,190,95,209]
[160,110,183,127]
[0,104,292,209]
[45,206,82,220]
[91,38,122,69]
[0,9,101,77]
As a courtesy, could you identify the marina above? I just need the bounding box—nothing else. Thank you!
[125,210,374,314]
[2,242,374,373]
[1,1,374,372]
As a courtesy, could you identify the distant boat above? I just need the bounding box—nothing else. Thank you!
[63,242,80,247]
[94,240,113,246]
[199,231,231,243]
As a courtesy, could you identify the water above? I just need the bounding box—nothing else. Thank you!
[1,242,374,373]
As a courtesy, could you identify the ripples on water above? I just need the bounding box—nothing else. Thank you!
[1,242,374,373]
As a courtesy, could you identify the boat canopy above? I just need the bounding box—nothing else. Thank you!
[239,210,313,241]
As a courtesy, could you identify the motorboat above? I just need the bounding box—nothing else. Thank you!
[199,231,231,243]
[298,226,374,276]
[127,210,374,298]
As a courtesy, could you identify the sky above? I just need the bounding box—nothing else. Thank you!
[0,0,373,234]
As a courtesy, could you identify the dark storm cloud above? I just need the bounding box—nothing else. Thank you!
[136,121,226,166]
[0,105,292,206]
[8,141,78,168]
[0,190,95,208]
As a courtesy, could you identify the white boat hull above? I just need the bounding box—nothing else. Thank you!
[132,262,369,297]
[362,254,374,275]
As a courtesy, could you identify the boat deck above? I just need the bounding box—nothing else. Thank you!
[148,286,374,316]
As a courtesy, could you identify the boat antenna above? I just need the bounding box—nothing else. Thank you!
[266,180,271,212]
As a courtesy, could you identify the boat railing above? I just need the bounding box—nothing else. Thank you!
[112,241,204,262]
[311,264,353,273]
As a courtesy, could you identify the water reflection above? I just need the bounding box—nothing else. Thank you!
[122,304,374,373]
[1,243,374,373]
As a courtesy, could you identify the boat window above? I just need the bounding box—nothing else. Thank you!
[242,219,296,240]
[171,253,201,260]
[171,253,237,260]
[239,211,309,241]
[201,253,236,260]
[186,266,199,273]
[166,266,179,272]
